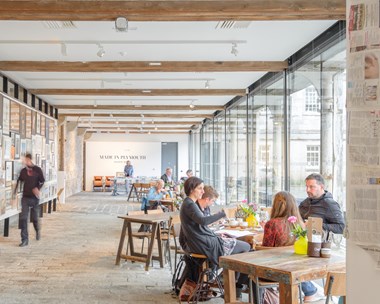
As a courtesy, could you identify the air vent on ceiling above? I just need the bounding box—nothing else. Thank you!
[42,21,77,29]
[215,21,251,30]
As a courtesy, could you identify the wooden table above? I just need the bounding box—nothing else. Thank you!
[115,212,172,271]
[219,247,345,304]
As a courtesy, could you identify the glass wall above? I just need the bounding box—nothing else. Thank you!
[195,22,346,208]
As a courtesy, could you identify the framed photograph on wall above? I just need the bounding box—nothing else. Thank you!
[19,106,26,138]
[13,160,22,181]
[41,137,46,158]
[41,115,46,137]
[36,113,41,135]
[14,133,20,159]
[20,139,26,157]
[31,111,36,135]
[10,101,20,132]
[3,97,10,136]
[3,136,12,160]
[35,153,41,167]
[5,161,13,187]
[25,139,32,156]
[26,109,32,138]
[0,95,3,130]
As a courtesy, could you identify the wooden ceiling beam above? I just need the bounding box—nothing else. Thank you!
[0,1,345,21]
[30,89,244,96]
[0,61,287,72]
[56,104,223,111]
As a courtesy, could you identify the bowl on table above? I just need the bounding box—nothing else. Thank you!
[229,220,239,228]
[240,221,248,229]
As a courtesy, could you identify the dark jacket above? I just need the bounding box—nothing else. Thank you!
[17,165,45,198]
[161,173,173,185]
[179,197,226,266]
[299,191,345,234]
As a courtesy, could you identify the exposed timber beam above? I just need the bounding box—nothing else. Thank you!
[0,1,345,21]
[0,61,288,72]
[56,105,223,111]
[30,89,244,96]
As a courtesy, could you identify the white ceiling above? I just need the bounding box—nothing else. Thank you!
[0,20,336,132]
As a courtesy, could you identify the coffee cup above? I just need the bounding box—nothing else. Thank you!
[229,220,238,227]
[240,221,248,228]
[320,248,331,258]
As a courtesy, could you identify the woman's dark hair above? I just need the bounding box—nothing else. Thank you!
[184,176,203,196]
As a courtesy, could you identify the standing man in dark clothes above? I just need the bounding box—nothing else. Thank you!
[17,153,45,247]
[299,173,345,234]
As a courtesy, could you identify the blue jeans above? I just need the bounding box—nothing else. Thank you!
[301,281,317,296]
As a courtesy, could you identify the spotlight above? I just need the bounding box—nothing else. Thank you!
[189,101,196,109]
[97,44,105,58]
[155,126,158,131]
[94,100,97,108]
[115,17,128,32]
[205,80,210,89]
[231,43,238,56]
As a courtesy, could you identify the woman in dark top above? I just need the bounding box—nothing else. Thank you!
[179,177,250,298]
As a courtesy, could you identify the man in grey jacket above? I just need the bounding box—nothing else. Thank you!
[299,173,345,234]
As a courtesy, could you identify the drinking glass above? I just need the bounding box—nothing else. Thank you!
[332,233,343,249]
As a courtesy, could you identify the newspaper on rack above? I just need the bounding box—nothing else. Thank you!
[347,0,380,268]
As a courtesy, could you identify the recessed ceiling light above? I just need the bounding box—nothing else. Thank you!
[149,62,162,66]
[142,90,152,93]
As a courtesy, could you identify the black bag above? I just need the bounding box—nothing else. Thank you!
[172,255,202,296]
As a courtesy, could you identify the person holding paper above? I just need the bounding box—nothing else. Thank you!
[299,173,345,234]
[262,191,323,303]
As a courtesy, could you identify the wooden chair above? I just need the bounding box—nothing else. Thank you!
[93,176,103,192]
[56,188,64,211]
[169,214,186,272]
[324,271,346,304]
[248,245,302,304]
[126,210,152,255]
[224,206,237,219]
[138,183,151,199]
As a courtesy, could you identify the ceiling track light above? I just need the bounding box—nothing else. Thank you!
[231,43,238,57]
[97,44,105,58]
[94,100,97,108]
[60,43,67,56]
[189,100,196,109]
[205,80,210,89]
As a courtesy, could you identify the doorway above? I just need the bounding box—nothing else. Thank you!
[161,142,178,181]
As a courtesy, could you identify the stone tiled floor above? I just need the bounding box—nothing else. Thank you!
[0,192,201,304]
[0,192,328,304]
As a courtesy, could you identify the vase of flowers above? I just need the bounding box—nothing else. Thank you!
[288,216,308,255]
[236,199,258,227]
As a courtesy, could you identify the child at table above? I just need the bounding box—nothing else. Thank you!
[262,191,325,303]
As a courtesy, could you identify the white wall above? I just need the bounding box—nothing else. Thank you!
[85,133,189,191]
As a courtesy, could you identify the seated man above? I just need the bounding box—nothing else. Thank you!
[299,173,345,234]
[180,169,193,183]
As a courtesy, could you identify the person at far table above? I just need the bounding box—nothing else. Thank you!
[140,179,167,211]
[299,173,345,234]
[179,178,250,300]
[123,160,134,177]
[16,153,45,247]
[262,191,324,303]
[180,169,193,183]
[161,167,175,186]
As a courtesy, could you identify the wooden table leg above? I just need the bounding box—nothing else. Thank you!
[145,222,158,271]
[115,220,128,265]
[279,282,299,304]
[223,268,236,303]
[156,224,164,268]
